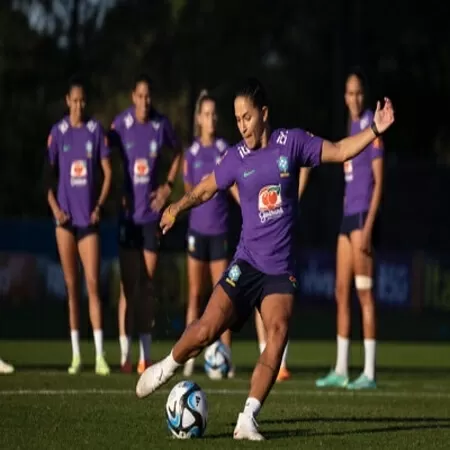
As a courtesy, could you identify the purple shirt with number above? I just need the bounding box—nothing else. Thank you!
[343,109,384,215]
[214,128,323,275]
[183,138,229,235]
[110,107,179,224]
[47,117,110,227]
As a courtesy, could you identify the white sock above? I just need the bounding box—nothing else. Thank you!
[243,397,261,418]
[93,329,103,358]
[70,330,80,359]
[162,350,182,373]
[259,341,266,354]
[363,339,376,380]
[280,341,289,368]
[139,333,152,362]
[335,335,349,376]
[119,335,131,365]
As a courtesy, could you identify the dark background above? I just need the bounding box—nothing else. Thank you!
[0,0,449,340]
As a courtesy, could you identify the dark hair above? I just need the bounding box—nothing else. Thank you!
[133,73,152,91]
[193,89,216,137]
[346,66,368,95]
[235,77,268,109]
[67,75,86,96]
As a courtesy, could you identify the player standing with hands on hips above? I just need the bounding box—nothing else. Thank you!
[136,78,394,440]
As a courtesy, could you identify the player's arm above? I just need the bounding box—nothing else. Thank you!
[363,157,383,235]
[97,157,112,210]
[321,98,394,163]
[298,167,311,200]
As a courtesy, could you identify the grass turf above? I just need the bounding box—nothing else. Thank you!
[0,340,449,449]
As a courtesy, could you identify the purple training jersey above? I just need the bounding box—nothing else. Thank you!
[47,117,110,227]
[344,109,384,215]
[183,138,229,235]
[214,128,323,275]
[110,107,179,224]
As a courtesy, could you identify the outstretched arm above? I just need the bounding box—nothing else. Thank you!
[321,98,394,163]
[160,173,219,234]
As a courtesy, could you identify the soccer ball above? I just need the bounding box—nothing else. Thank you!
[165,381,208,439]
[204,340,231,380]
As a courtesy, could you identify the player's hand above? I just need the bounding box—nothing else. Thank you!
[373,97,395,134]
[360,228,372,256]
[54,208,70,226]
[90,206,101,224]
[150,183,172,212]
[160,204,177,235]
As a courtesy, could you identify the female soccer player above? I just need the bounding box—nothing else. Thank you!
[46,77,112,375]
[254,166,311,382]
[110,74,181,374]
[182,90,238,377]
[136,77,394,440]
[316,70,384,390]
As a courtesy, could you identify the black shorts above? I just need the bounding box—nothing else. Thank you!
[59,223,98,241]
[187,230,228,262]
[218,259,298,332]
[119,220,160,252]
[340,211,380,246]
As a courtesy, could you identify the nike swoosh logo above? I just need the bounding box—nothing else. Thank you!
[243,170,255,178]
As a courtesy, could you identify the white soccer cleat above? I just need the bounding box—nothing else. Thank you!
[183,358,195,377]
[136,361,175,398]
[233,413,265,441]
[0,359,14,374]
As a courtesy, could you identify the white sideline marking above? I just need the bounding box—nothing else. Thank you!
[0,388,450,399]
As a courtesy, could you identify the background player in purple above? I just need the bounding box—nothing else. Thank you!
[109,74,181,375]
[182,90,239,377]
[316,70,384,390]
[46,77,112,376]
[136,78,394,440]
[253,167,311,382]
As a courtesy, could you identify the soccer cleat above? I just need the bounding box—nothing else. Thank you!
[315,370,349,388]
[68,356,82,375]
[136,360,175,398]
[95,355,110,376]
[276,366,291,382]
[347,373,377,390]
[233,413,265,441]
[0,359,14,374]
[137,360,151,375]
[183,358,195,377]
[120,360,132,374]
[227,364,236,379]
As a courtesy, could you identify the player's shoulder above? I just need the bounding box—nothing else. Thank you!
[359,109,374,130]
[85,117,102,134]
[215,138,228,154]
[186,140,201,157]
[271,127,311,146]
[149,108,171,131]
[112,107,134,131]
[52,117,70,136]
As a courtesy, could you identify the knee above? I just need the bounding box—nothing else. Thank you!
[266,319,289,346]
[335,283,349,305]
[64,276,78,297]
[355,276,373,304]
[85,276,100,298]
[188,286,202,305]
[194,320,215,348]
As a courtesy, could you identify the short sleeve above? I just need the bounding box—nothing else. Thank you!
[162,117,179,149]
[183,150,193,185]
[214,148,238,190]
[289,128,323,167]
[97,124,110,159]
[370,136,384,160]
[47,126,59,165]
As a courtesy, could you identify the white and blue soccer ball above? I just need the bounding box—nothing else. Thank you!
[165,381,208,439]
[204,340,231,380]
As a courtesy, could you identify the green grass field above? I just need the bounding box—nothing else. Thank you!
[1,340,449,449]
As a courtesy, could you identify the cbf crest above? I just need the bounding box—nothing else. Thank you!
[149,140,158,158]
[85,140,93,158]
[226,264,241,288]
[277,156,289,177]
